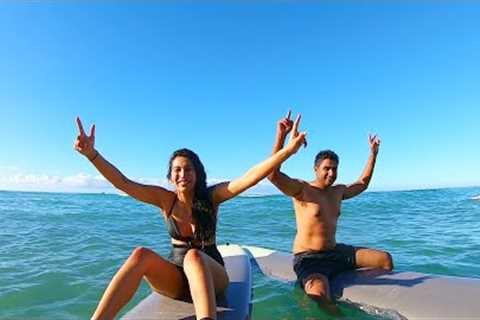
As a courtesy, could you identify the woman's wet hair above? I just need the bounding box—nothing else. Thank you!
[167,148,216,243]
[314,150,339,167]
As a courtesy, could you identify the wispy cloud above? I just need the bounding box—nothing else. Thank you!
[0,172,114,193]
[0,169,279,195]
[0,166,20,171]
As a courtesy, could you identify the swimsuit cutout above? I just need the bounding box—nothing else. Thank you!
[164,193,224,268]
[165,196,195,244]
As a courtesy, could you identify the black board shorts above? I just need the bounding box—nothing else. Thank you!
[293,243,357,286]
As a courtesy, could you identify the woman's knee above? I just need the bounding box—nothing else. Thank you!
[128,246,154,268]
[183,249,206,273]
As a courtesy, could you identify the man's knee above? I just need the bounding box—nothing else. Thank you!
[381,252,394,271]
[303,276,331,301]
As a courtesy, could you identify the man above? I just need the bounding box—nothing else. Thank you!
[268,111,393,304]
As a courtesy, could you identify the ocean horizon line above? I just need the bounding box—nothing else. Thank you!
[1,184,479,197]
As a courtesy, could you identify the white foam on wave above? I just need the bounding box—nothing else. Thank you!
[471,195,480,200]
[240,193,272,198]
[342,299,408,320]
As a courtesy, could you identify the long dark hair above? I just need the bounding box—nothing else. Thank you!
[167,148,216,242]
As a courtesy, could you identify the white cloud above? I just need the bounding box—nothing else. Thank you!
[0,172,114,193]
[0,169,280,195]
[0,165,20,172]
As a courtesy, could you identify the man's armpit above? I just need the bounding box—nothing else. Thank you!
[291,179,306,199]
[336,184,348,200]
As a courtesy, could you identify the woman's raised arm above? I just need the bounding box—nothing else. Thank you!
[74,117,174,210]
[211,114,307,206]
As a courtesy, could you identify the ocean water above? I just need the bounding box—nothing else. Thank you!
[1,186,479,319]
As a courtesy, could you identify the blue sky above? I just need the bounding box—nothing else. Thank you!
[0,1,479,194]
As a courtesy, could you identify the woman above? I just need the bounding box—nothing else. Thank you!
[74,115,306,320]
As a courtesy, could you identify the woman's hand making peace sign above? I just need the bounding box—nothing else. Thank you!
[74,117,97,160]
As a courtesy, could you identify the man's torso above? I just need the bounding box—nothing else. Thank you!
[292,182,345,254]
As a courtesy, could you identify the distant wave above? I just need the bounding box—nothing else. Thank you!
[239,193,279,198]
[471,195,480,200]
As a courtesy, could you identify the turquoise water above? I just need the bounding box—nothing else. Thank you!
[1,187,479,319]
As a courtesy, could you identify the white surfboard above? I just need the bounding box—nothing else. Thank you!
[243,245,480,320]
[123,244,251,320]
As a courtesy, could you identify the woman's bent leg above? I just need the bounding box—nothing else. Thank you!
[91,247,185,320]
[182,249,229,320]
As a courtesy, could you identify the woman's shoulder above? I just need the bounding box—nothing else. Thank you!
[161,191,177,217]
[207,182,228,196]
[206,183,227,209]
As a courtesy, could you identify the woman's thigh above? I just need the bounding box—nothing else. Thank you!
[202,252,229,294]
[141,250,187,299]
[183,249,229,294]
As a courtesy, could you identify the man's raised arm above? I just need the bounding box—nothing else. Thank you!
[343,134,380,200]
[268,111,305,198]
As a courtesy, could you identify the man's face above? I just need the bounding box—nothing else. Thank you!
[314,158,338,187]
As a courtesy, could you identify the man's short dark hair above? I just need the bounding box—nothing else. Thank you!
[314,150,339,167]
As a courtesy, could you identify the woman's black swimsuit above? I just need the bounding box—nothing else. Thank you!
[165,195,224,268]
